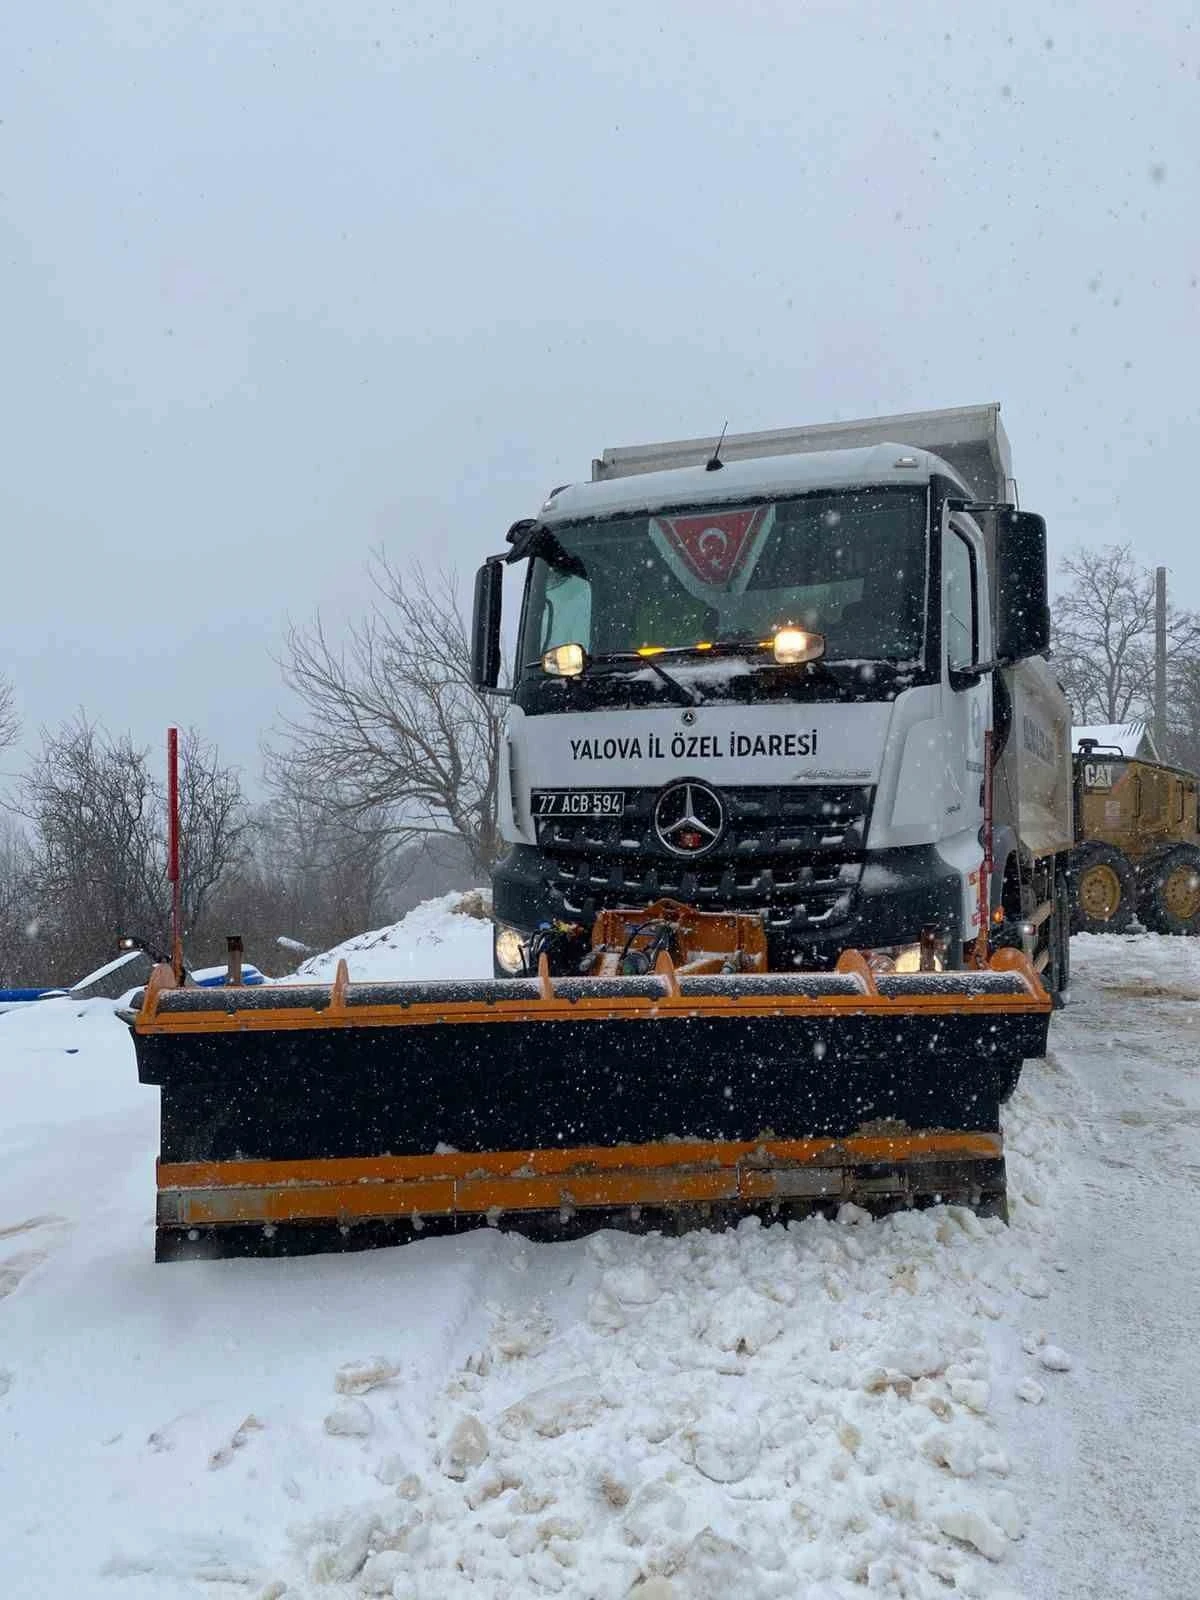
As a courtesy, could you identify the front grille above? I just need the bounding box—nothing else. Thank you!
[536,784,871,857]
[553,854,861,927]
[536,785,872,929]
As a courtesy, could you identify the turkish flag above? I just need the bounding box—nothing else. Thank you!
[652,506,771,589]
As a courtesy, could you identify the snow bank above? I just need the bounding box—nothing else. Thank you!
[258,1066,1067,1600]
[292,891,494,983]
[5,916,1184,1598]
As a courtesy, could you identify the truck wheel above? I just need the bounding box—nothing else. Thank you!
[1068,842,1135,934]
[1136,844,1200,935]
[1047,869,1071,1004]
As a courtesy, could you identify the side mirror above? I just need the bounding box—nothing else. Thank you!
[471,559,504,690]
[994,510,1050,664]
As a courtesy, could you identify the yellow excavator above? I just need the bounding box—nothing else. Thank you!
[1070,739,1200,935]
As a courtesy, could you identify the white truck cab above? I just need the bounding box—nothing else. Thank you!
[473,406,1071,988]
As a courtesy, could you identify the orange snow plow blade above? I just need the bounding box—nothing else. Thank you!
[158,1132,1006,1229]
[126,919,1050,1261]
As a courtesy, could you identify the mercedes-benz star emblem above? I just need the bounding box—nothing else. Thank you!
[653,781,725,857]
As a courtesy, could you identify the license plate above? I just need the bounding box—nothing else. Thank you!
[532,789,625,819]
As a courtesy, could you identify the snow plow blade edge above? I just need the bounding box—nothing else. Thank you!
[128,951,1049,1260]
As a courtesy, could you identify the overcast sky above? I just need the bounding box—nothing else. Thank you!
[2,0,1197,783]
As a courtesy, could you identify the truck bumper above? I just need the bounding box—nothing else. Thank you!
[493,843,964,968]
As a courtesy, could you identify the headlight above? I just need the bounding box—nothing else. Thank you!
[770,627,825,665]
[494,924,528,975]
[892,942,944,974]
[867,942,946,974]
[541,642,586,677]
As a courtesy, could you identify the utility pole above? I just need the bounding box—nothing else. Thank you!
[1154,565,1167,758]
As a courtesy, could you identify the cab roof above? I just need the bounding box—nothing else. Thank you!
[538,443,968,526]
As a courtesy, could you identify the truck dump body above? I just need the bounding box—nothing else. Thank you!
[591,404,1015,504]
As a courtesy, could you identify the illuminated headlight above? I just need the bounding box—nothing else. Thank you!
[770,627,825,665]
[494,924,528,975]
[892,943,944,974]
[542,642,586,677]
[867,943,946,974]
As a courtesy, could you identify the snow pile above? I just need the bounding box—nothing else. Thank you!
[19,910,1200,1597]
[262,1063,1072,1600]
[279,1183,1067,1600]
[293,891,494,983]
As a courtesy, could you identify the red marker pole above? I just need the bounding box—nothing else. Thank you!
[167,727,183,981]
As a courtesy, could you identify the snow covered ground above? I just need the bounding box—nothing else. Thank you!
[1,909,1196,1599]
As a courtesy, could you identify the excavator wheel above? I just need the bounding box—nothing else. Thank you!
[1136,843,1200,935]
[1068,841,1135,934]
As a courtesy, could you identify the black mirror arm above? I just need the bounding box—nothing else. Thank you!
[503,521,585,576]
[949,666,986,691]
[504,519,541,561]
[945,498,1016,515]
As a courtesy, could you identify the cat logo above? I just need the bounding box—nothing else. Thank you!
[1083,762,1113,790]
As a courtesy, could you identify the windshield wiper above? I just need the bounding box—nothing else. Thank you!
[521,650,701,705]
[581,651,702,706]
[628,655,699,707]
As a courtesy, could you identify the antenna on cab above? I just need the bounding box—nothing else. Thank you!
[705,421,729,472]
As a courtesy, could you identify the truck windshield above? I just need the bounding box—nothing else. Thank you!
[520,486,927,672]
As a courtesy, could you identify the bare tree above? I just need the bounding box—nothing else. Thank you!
[0,816,35,986]
[0,675,18,756]
[177,729,248,929]
[22,719,162,976]
[19,718,246,980]
[190,795,397,974]
[1052,545,1200,726]
[260,789,392,945]
[270,560,505,874]
[1164,656,1200,774]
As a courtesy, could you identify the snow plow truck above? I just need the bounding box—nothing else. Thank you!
[128,404,1071,1260]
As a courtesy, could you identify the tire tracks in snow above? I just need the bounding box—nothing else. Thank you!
[0,1213,70,1303]
[1012,935,1200,1600]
